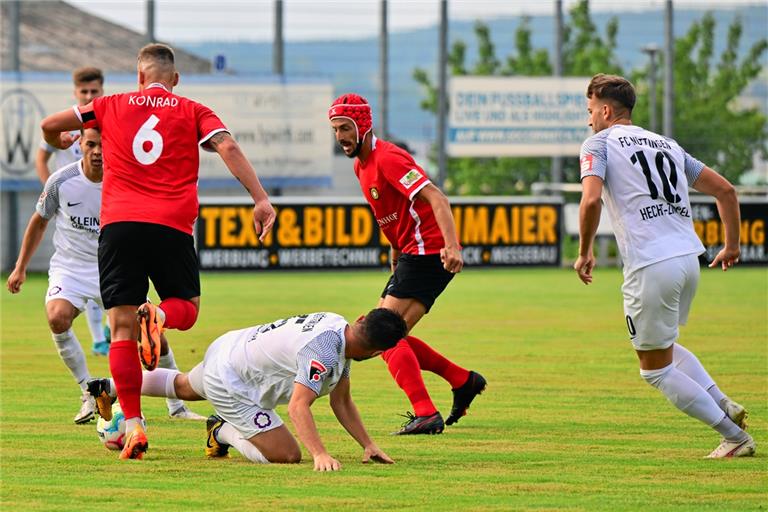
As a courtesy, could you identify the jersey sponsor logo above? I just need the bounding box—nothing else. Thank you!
[370,187,379,200]
[580,154,594,175]
[309,360,328,382]
[376,211,398,227]
[67,201,82,207]
[253,411,272,429]
[399,169,422,189]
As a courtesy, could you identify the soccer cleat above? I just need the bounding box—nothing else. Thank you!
[721,398,748,430]
[446,371,487,426]
[392,411,445,435]
[169,405,207,421]
[74,393,96,424]
[87,378,116,421]
[706,434,756,459]
[137,302,163,371]
[92,340,110,356]
[120,424,149,460]
[205,415,231,458]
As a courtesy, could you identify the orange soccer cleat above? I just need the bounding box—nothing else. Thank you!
[120,424,149,460]
[137,302,164,371]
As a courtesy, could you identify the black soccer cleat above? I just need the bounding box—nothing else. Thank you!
[446,371,487,426]
[87,378,116,421]
[392,411,445,435]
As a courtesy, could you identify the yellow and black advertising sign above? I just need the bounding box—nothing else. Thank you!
[197,198,562,270]
[692,199,767,265]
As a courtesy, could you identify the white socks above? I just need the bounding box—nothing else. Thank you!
[84,299,106,343]
[158,348,184,412]
[140,368,179,399]
[52,329,90,391]
[673,343,728,410]
[640,363,746,442]
[216,422,269,463]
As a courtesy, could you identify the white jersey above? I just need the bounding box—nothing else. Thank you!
[580,124,706,273]
[40,131,82,170]
[36,160,101,280]
[216,312,351,410]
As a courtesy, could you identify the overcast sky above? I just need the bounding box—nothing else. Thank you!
[69,0,766,42]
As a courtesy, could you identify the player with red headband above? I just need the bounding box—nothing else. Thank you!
[41,43,276,459]
[329,93,486,434]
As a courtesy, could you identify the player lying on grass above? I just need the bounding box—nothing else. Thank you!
[88,309,407,471]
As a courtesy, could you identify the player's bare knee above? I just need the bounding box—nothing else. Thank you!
[46,310,74,333]
[268,447,301,464]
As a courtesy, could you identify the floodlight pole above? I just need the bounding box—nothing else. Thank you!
[7,0,21,272]
[642,45,660,133]
[437,0,448,188]
[379,0,389,139]
[663,0,674,137]
[146,0,155,43]
[551,0,564,187]
[274,0,284,76]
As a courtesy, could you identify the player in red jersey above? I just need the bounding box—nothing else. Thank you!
[41,44,275,459]
[329,94,486,435]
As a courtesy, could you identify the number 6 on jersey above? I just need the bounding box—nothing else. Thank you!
[132,114,164,165]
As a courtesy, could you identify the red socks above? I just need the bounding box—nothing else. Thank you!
[381,340,437,417]
[159,298,198,331]
[405,335,470,390]
[109,340,143,420]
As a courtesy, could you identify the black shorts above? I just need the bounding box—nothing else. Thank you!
[99,222,200,309]
[380,253,454,313]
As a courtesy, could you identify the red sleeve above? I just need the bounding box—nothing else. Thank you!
[195,102,228,149]
[378,150,431,201]
[78,96,105,129]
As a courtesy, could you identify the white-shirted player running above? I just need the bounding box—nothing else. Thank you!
[7,128,205,424]
[88,309,407,471]
[575,74,754,459]
[34,66,109,356]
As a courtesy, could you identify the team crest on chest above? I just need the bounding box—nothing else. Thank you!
[309,360,328,382]
[370,187,379,200]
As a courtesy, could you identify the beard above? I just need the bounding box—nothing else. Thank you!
[345,139,362,159]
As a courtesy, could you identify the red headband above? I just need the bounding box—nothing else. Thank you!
[328,93,372,142]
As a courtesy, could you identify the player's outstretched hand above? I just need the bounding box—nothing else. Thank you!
[573,254,595,285]
[313,453,341,471]
[362,444,394,464]
[708,246,740,271]
[6,268,26,293]
[440,245,463,274]
[252,199,276,243]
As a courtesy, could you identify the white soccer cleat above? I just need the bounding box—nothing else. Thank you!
[74,392,97,424]
[169,405,207,421]
[706,435,756,459]
[721,398,748,429]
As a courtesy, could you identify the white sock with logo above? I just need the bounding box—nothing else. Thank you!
[216,422,269,464]
[52,329,90,391]
[84,300,106,344]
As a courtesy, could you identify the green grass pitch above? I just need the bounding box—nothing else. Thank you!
[1,267,766,511]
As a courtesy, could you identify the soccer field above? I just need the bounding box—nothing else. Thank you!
[1,267,766,511]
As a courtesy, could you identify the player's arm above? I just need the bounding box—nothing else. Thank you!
[574,175,603,285]
[329,376,394,465]
[415,184,463,273]
[40,108,82,150]
[34,148,54,184]
[691,166,741,271]
[287,382,341,471]
[390,247,401,273]
[206,132,276,242]
[6,213,49,294]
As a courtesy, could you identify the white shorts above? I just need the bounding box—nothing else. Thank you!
[45,269,103,311]
[622,253,700,351]
[188,333,283,439]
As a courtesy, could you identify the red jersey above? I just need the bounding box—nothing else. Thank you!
[78,84,227,234]
[354,138,443,255]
